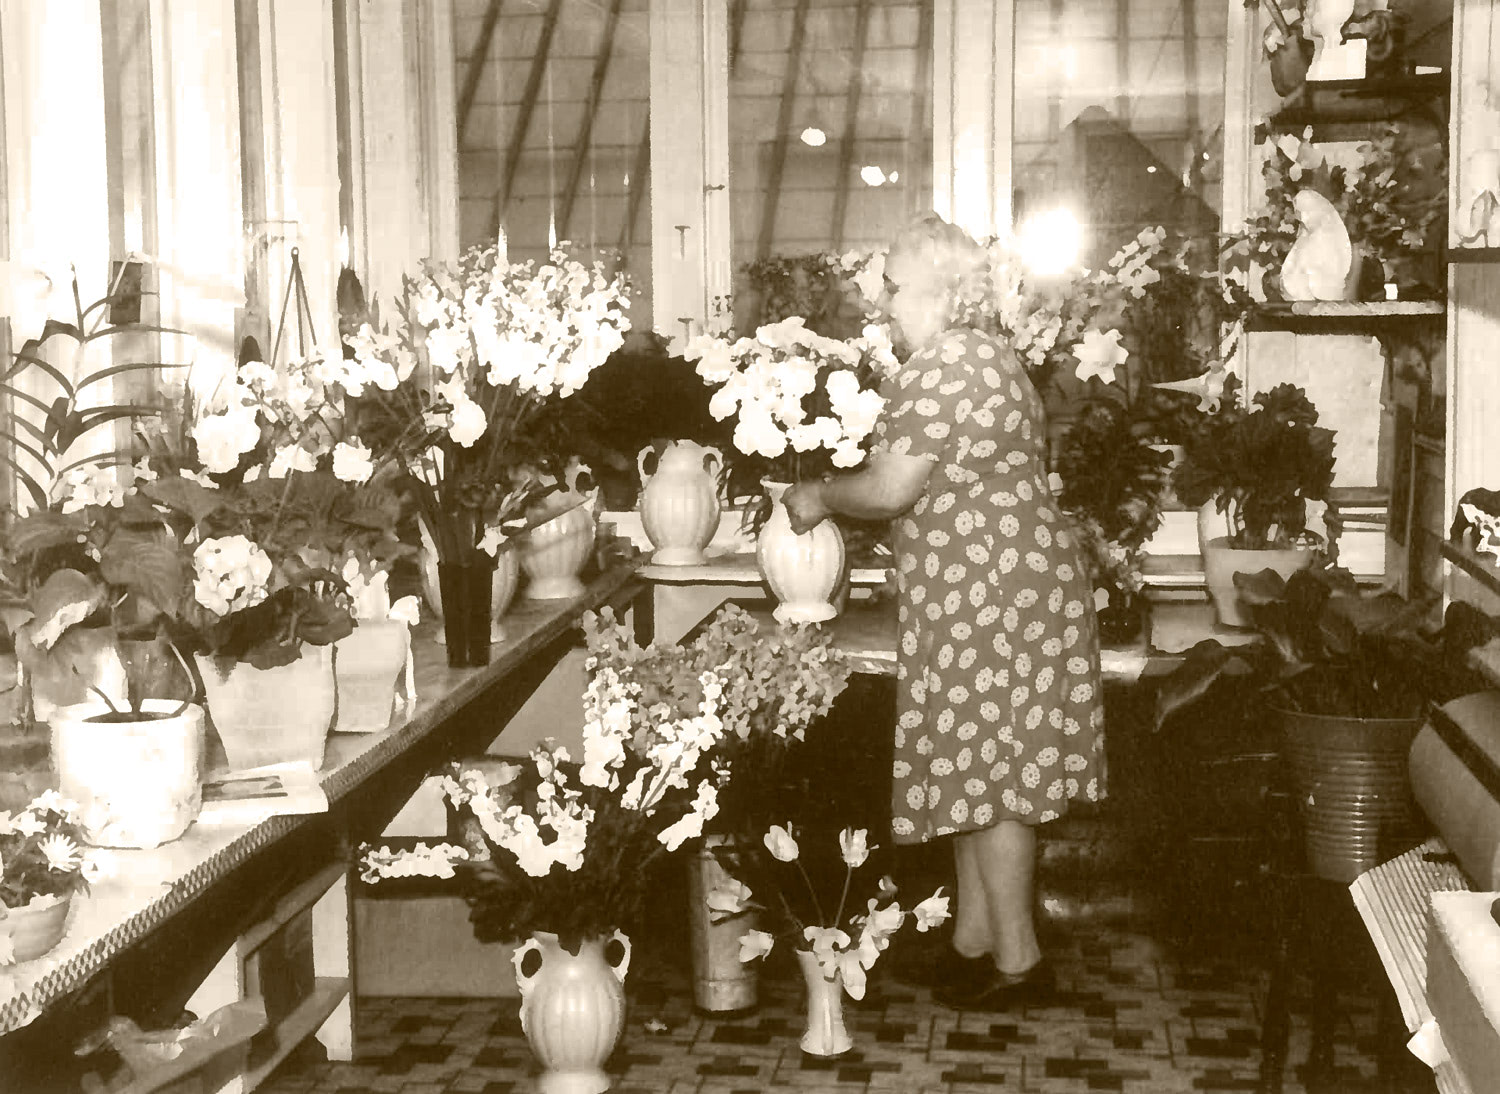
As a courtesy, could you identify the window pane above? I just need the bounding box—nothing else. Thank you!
[1012,0,1226,267]
[729,0,934,327]
[454,0,652,329]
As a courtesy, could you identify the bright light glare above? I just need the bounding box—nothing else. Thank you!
[800,126,827,147]
[1015,209,1083,276]
[860,165,887,186]
[888,170,899,183]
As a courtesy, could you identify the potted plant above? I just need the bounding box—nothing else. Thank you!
[1172,382,1335,627]
[706,822,950,1056]
[682,316,898,622]
[358,614,731,1094]
[339,240,631,665]
[582,603,852,1014]
[1230,126,1446,302]
[1,790,95,963]
[1152,565,1489,882]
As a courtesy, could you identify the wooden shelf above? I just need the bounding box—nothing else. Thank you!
[1263,72,1449,136]
[1450,247,1500,265]
[241,978,350,1090]
[1247,299,1445,333]
[1441,540,1500,599]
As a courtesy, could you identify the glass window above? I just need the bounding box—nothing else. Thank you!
[728,0,934,329]
[1012,0,1226,268]
[455,0,652,329]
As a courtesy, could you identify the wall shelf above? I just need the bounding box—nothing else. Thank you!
[1246,299,1445,333]
[1262,72,1450,136]
[1450,246,1500,264]
[1441,540,1500,599]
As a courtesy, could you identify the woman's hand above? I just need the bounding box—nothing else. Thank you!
[783,480,832,534]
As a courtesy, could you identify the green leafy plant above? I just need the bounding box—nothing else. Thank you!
[1152,565,1490,731]
[0,266,187,512]
[1172,383,1335,550]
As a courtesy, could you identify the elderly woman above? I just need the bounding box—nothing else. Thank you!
[784,214,1105,1010]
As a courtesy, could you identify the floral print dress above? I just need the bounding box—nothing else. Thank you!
[874,328,1105,843]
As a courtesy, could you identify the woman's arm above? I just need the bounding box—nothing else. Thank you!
[784,451,934,533]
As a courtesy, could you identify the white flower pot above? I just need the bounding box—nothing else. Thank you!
[333,621,410,734]
[418,521,521,643]
[522,504,596,600]
[1201,537,1316,628]
[638,441,723,566]
[1,895,72,963]
[513,930,631,1094]
[757,482,846,624]
[195,646,336,771]
[50,700,205,849]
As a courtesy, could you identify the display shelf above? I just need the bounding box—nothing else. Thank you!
[1246,299,1445,333]
[1450,246,1500,264]
[238,978,350,1090]
[1441,540,1500,599]
[1262,72,1449,136]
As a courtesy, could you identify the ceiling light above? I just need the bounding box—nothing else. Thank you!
[860,165,886,186]
[800,126,827,147]
[1015,208,1083,277]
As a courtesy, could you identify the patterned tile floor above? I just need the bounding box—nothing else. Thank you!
[258,914,1427,1094]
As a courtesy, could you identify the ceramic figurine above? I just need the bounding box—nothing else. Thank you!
[1280,189,1354,301]
[1305,0,1363,81]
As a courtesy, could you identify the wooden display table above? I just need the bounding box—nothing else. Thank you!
[0,562,643,1091]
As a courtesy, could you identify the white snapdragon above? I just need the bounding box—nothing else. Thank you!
[267,443,318,479]
[192,535,273,617]
[56,465,127,513]
[331,439,375,484]
[192,385,262,473]
[358,842,470,884]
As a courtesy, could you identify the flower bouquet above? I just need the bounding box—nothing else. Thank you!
[336,242,630,663]
[684,316,897,622]
[708,822,949,1054]
[1,790,94,964]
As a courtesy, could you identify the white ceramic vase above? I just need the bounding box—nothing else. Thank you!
[513,930,631,1094]
[1,895,72,963]
[333,621,410,733]
[195,645,336,771]
[638,440,723,566]
[757,481,846,625]
[50,700,205,849]
[795,949,853,1057]
[418,521,521,643]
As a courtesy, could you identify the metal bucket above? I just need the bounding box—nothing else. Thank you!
[1276,707,1424,883]
[688,837,759,1015]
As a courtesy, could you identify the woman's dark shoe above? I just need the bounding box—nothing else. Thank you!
[893,943,994,991]
[932,957,1056,1011]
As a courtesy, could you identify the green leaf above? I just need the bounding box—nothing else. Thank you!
[1230,568,1288,606]
[38,318,84,345]
[141,476,225,526]
[0,451,48,511]
[58,404,165,452]
[73,361,189,393]
[99,529,184,616]
[27,569,106,650]
[6,510,88,556]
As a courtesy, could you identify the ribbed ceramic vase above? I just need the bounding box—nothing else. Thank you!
[796,949,853,1057]
[757,482,845,624]
[522,504,596,600]
[50,700,205,848]
[638,441,723,565]
[513,930,631,1094]
[195,646,336,770]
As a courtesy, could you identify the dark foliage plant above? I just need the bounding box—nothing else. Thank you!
[1173,383,1335,550]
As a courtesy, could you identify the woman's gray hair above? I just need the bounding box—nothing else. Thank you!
[888,213,992,326]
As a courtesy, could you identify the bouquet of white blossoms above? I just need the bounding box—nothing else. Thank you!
[709,822,950,999]
[684,316,898,483]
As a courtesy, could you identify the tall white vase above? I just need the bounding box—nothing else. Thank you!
[757,481,845,625]
[638,441,723,565]
[513,930,631,1094]
[795,948,853,1057]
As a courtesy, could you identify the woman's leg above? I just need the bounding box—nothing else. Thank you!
[969,819,1042,975]
[950,833,991,957]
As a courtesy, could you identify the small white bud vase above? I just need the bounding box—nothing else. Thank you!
[513,930,631,1094]
[757,481,845,624]
[795,948,853,1057]
[637,441,723,566]
[50,700,205,849]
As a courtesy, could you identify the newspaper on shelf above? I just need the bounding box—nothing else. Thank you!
[196,762,329,825]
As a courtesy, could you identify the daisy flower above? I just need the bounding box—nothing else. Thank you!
[39,834,82,872]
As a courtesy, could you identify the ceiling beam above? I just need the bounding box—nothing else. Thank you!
[831,0,872,250]
[1181,0,1202,171]
[905,0,934,218]
[1115,0,1130,122]
[729,0,748,73]
[618,113,652,250]
[559,0,625,240]
[490,0,566,240]
[754,0,811,262]
[457,0,504,148]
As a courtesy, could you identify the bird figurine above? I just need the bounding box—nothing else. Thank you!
[1280,189,1354,301]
